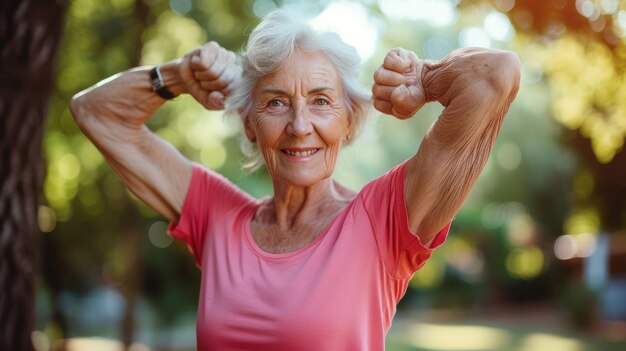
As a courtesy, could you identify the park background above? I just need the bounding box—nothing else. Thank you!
[2,0,626,350]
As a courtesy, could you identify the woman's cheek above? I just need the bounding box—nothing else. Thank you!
[254,114,285,141]
[314,109,348,145]
[261,145,278,177]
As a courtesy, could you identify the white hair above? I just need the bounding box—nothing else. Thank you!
[225,9,372,171]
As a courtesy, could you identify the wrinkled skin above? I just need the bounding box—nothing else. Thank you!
[245,49,352,187]
[244,49,355,253]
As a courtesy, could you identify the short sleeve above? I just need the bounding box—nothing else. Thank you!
[359,161,450,279]
[168,163,255,266]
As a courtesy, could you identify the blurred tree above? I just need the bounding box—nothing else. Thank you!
[0,0,66,350]
[40,0,258,343]
[468,0,626,233]
[116,0,149,346]
[39,0,626,342]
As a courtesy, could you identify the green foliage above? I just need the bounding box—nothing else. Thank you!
[42,0,258,333]
[40,0,626,342]
[526,37,626,164]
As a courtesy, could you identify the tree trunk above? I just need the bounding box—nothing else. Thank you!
[0,1,66,350]
[564,129,626,232]
[120,0,150,346]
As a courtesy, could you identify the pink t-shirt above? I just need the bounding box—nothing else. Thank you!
[168,161,449,350]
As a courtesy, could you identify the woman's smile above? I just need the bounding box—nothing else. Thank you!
[280,147,322,160]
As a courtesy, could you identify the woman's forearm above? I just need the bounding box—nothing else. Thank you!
[422,47,520,106]
[68,61,191,221]
[371,47,520,240]
[407,48,520,237]
[67,42,239,221]
[421,48,520,147]
[70,61,184,132]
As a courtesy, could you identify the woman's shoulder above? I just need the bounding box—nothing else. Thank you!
[190,162,257,206]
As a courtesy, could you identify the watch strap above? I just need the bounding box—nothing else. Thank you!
[149,66,176,100]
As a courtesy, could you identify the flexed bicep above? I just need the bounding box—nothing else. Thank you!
[71,90,193,221]
[71,41,242,221]
[396,48,521,243]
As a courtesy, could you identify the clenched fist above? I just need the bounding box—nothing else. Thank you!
[372,48,426,119]
[179,41,241,110]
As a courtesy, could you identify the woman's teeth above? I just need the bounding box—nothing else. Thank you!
[283,149,318,157]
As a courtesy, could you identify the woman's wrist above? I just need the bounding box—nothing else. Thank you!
[153,59,186,98]
[419,59,441,104]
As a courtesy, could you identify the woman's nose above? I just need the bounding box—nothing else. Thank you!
[286,106,313,138]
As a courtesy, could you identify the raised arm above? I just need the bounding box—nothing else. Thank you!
[373,47,521,243]
[70,42,240,221]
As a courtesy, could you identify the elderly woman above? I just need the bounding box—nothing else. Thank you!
[70,10,519,351]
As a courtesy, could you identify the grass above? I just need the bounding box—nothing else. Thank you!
[386,308,626,351]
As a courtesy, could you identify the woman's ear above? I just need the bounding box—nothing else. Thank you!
[345,109,354,143]
[243,117,256,143]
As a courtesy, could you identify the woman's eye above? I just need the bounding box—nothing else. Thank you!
[268,99,284,107]
[314,98,330,106]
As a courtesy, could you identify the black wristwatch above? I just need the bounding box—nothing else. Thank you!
[149,65,176,100]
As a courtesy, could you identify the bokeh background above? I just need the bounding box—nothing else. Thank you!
[26,0,626,350]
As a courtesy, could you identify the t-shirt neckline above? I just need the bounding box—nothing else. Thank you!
[242,198,355,260]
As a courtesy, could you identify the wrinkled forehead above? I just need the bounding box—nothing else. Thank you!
[253,49,343,94]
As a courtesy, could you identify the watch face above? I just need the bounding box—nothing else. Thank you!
[150,67,165,91]
[150,66,175,99]
[151,77,163,90]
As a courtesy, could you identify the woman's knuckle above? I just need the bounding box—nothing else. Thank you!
[372,85,381,96]
[374,68,384,81]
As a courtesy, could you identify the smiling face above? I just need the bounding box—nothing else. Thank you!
[245,49,351,187]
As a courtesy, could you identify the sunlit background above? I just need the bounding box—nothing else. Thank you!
[36,0,626,350]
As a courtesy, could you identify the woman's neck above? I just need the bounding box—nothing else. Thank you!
[265,177,351,231]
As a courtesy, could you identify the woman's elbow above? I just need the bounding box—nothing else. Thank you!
[69,91,92,128]
[488,51,521,95]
